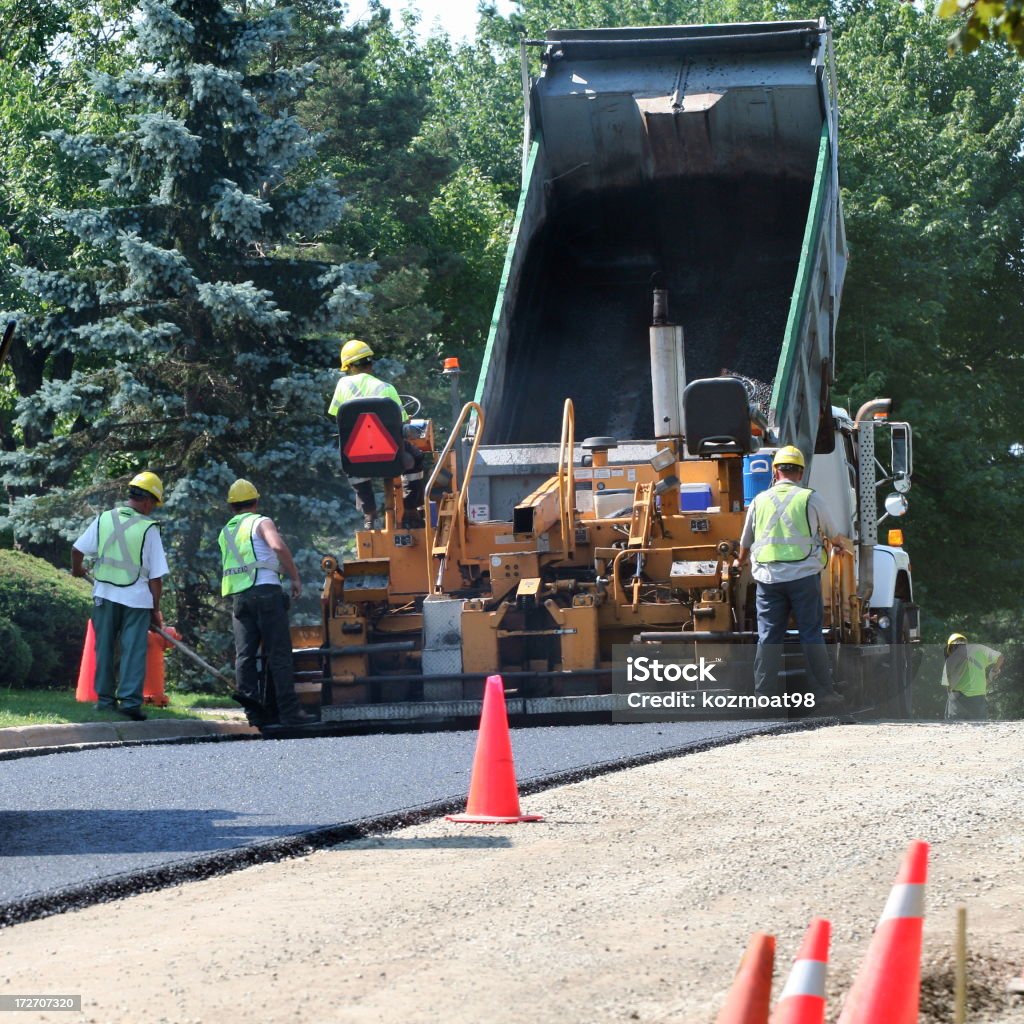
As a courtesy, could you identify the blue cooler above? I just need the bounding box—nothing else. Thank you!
[742,455,772,507]
[680,483,713,511]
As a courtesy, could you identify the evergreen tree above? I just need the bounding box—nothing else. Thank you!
[4,0,372,641]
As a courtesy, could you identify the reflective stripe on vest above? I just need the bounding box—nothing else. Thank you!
[329,373,408,421]
[751,483,822,564]
[94,508,156,586]
[219,514,280,596]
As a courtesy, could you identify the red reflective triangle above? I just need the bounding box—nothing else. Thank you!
[343,412,400,463]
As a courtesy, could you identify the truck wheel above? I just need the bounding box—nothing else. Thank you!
[886,598,913,718]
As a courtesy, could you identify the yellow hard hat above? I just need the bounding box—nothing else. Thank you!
[129,471,164,505]
[946,632,967,653]
[772,445,806,470]
[340,338,374,370]
[227,478,260,504]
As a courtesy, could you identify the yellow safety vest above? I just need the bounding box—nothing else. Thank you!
[219,514,280,596]
[942,645,1000,697]
[751,483,824,564]
[328,372,408,421]
[94,508,157,586]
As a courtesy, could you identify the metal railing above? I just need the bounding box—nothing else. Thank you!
[557,398,575,559]
[424,401,486,593]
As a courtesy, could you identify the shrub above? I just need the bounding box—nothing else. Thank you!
[0,550,92,689]
[0,615,32,688]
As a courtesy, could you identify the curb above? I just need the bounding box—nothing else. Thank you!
[0,719,258,755]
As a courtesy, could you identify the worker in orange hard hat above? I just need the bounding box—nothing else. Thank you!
[71,471,169,721]
[942,632,1003,720]
[738,446,846,711]
[327,339,425,530]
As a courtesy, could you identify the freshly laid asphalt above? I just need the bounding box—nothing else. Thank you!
[0,722,783,910]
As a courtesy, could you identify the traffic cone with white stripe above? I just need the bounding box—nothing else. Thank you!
[771,917,830,1024]
[716,931,775,1024]
[837,840,929,1024]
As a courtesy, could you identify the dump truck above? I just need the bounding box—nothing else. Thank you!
[288,19,919,729]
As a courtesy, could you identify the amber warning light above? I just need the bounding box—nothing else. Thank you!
[343,413,399,463]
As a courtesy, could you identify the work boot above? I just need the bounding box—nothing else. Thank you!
[362,512,377,531]
[231,689,265,715]
[278,709,318,727]
[814,689,846,713]
[117,706,147,721]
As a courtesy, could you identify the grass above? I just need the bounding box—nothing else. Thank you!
[0,688,240,728]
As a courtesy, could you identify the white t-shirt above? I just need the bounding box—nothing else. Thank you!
[73,510,170,609]
[251,518,283,587]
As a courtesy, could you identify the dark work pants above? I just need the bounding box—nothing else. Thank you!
[92,599,150,710]
[350,442,425,516]
[231,584,300,720]
[945,691,987,720]
[753,571,835,697]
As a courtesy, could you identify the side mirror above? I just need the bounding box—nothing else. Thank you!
[884,492,909,518]
[890,422,912,493]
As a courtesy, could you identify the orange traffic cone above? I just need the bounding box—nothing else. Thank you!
[446,675,543,823]
[143,626,179,707]
[716,932,776,1024]
[771,918,830,1024]
[75,620,98,702]
[837,840,929,1024]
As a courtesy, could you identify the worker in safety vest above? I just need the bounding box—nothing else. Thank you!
[738,446,845,709]
[328,338,425,531]
[218,479,315,727]
[942,633,1003,721]
[71,471,169,721]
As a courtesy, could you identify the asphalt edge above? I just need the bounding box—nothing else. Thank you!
[0,720,259,762]
[0,718,828,929]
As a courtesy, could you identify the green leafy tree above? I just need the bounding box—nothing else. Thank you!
[4,0,372,640]
[833,2,1024,621]
[289,7,513,417]
[938,0,1024,57]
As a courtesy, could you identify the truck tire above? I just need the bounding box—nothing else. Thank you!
[886,598,913,718]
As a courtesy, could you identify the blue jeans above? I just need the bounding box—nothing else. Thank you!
[753,572,834,696]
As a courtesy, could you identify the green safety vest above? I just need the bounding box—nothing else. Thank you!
[328,372,408,422]
[219,513,280,596]
[942,645,1000,697]
[94,508,157,586]
[751,483,824,565]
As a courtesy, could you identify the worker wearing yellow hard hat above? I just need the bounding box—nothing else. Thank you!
[941,631,1003,721]
[70,470,170,721]
[738,445,846,709]
[327,338,425,531]
[218,479,315,727]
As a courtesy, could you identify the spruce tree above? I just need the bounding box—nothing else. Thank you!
[5,0,372,641]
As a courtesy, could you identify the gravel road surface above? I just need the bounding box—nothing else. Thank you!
[0,721,779,908]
